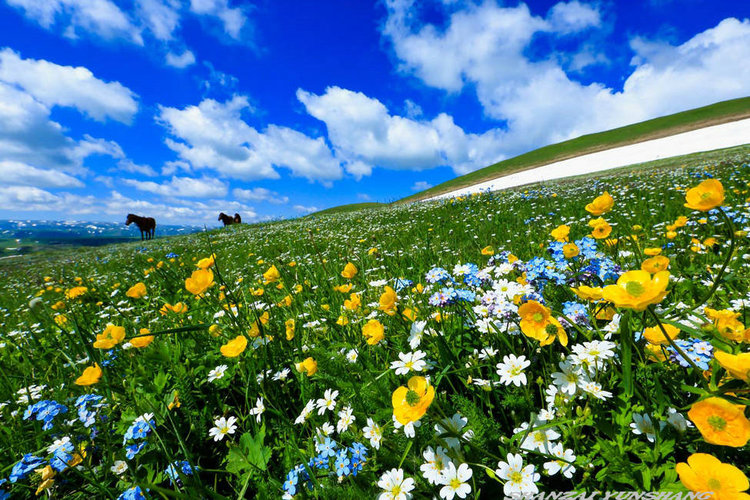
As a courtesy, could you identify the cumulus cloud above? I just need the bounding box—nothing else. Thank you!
[411,181,433,191]
[383,1,750,157]
[293,205,319,214]
[123,175,228,198]
[136,0,181,41]
[189,0,247,40]
[297,86,505,176]
[157,95,343,182]
[117,160,159,177]
[0,161,84,188]
[232,187,288,204]
[0,48,139,123]
[6,0,143,43]
[166,49,196,68]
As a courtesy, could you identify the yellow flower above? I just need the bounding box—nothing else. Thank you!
[641,256,669,273]
[208,324,221,337]
[685,179,725,212]
[278,295,292,307]
[563,243,579,258]
[35,465,56,495]
[362,319,385,345]
[571,285,603,301]
[285,319,295,340]
[688,397,750,447]
[602,270,670,311]
[75,363,102,386]
[65,286,88,300]
[676,453,750,500]
[168,392,181,411]
[368,247,378,255]
[379,286,398,316]
[341,262,358,279]
[586,191,615,215]
[550,225,570,242]
[334,283,353,293]
[93,324,126,349]
[392,376,435,425]
[336,315,349,326]
[130,328,154,348]
[288,261,296,267]
[706,308,746,342]
[588,218,612,239]
[248,322,261,338]
[715,351,750,383]
[402,308,417,322]
[539,317,568,347]
[643,247,662,256]
[645,343,667,362]
[481,246,494,255]
[196,254,215,269]
[517,301,553,342]
[263,265,281,284]
[160,302,188,315]
[252,287,264,296]
[51,301,65,311]
[185,269,214,295]
[585,191,614,215]
[344,293,361,311]
[296,357,317,376]
[642,324,680,345]
[54,314,68,327]
[220,335,248,358]
[126,282,147,299]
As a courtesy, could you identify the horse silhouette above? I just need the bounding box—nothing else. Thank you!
[234,213,242,224]
[218,212,235,227]
[126,214,156,240]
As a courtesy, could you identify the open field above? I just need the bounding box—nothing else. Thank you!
[400,96,750,203]
[1,149,750,498]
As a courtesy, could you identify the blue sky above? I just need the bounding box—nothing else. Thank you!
[0,0,748,226]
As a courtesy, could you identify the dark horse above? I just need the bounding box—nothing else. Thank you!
[218,212,242,226]
[126,214,156,240]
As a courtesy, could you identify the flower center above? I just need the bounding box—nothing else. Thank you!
[625,281,645,297]
[708,478,721,491]
[545,324,559,335]
[708,415,727,431]
[450,478,462,489]
[509,471,523,484]
[391,485,402,495]
[405,389,421,406]
[533,312,544,322]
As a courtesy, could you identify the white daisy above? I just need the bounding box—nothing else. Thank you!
[316,389,339,415]
[207,365,228,382]
[495,453,540,496]
[420,446,451,485]
[390,350,427,375]
[294,399,315,425]
[496,354,530,386]
[438,462,473,500]
[377,468,415,500]
[248,397,265,423]
[543,443,576,479]
[363,418,383,450]
[208,416,237,442]
[336,406,355,434]
[110,460,128,475]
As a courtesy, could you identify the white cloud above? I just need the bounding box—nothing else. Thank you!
[123,175,228,198]
[383,1,750,157]
[6,0,143,44]
[189,0,247,40]
[546,1,601,34]
[117,160,159,177]
[0,161,84,188]
[293,205,318,214]
[357,193,371,201]
[166,49,196,68]
[157,95,343,182]
[136,0,180,41]
[0,48,139,123]
[297,86,505,176]
[232,187,288,204]
[411,181,433,191]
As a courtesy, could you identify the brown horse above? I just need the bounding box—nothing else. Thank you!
[126,214,156,240]
[218,212,235,227]
[234,213,242,224]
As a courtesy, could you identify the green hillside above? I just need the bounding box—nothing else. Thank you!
[398,95,750,203]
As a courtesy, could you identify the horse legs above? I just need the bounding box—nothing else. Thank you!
[141,230,145,241]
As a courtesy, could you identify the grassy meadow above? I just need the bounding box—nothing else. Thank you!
[1,149,750,499]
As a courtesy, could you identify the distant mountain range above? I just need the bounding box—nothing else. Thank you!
[0,220,204,257]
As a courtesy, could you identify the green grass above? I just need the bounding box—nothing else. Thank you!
[398,95,750,203]
[308,202,386,216]
[1,147,749,498]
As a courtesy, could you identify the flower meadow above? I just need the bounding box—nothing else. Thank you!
[2,154,750,499]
